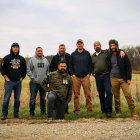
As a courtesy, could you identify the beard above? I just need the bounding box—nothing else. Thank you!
[111,48,117,52]
[95,47,101,52]
[58,69,67,74]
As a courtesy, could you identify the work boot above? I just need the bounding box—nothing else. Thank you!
[131,110,139,118]
[116,112,122,117]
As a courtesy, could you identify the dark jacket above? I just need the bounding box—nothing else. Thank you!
[50,53,70,74]
[70,48,92,77]
[1,46,27,82]
[107,52,132,81]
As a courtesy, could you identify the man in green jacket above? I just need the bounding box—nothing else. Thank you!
[41,60,73,122]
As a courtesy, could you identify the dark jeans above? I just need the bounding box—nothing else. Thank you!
[2,80,21,117]
[29,81,46,115]
[95,73,113,113]
[47,91,67,119]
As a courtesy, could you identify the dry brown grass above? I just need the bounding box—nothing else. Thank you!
[0,74,140,107]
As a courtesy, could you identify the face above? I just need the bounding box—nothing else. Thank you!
[36,48,43,57]
[12,46,19,54]
[110,44,117,52]
[58,63,67,74]
[94,44,101,52]
[59,45,66,55]
[77,42,84,50]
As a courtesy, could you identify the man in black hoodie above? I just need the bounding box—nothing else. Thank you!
[1,43,27,120]
[70,39,92,115]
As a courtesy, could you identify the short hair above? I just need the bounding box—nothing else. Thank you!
[36,47,42,50]
[109,40,119,47]
[58,60,67,66]
[59,44,65,48]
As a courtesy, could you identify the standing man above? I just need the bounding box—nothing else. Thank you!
[70,39,92,115]
[27,47,50,116]
[50,44,70,74]
[41,60,73,123]
[108,39,138,118]
[91,41,113,117]
[50,44,70,113]
[1,42,27,120]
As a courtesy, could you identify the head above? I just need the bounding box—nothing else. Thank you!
[76,39,84,50]
[94,41,101,53]
[109,39,119,52]
[11,42,20,55]
[58,44,66,55]
[58,60,67,74]
[36,47,43,58]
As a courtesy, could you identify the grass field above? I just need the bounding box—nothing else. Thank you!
[0,74,140,119]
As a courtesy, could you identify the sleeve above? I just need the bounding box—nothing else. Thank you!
[69,54,74,76]
[46,60,50,75]
[50,57,56,72]
[67,78,73,102]
[125,55,132,80]
[89,54,92,74]
[27,59,34,79]
[21,58,27,79]
[1,57,7,76]
[91,59,94,75]
[40,74,50,92]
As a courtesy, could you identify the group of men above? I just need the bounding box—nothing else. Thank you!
[0,39,138,122]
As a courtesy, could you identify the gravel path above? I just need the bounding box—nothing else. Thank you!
[0,118,140,140]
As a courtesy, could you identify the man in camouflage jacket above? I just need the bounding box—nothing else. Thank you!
[41,60,73,122]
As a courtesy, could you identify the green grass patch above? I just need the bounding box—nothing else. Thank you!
[0,103,139,120]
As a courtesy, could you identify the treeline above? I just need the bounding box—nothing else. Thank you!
[0,46,140,71]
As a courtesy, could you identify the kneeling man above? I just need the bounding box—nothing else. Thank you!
[41,60,73,122]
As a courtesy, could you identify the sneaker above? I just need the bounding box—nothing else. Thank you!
[48,118,53,123]
[1,115,7,120]
[106,112,112,118]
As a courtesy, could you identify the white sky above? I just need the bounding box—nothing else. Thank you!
[0,0,140,57]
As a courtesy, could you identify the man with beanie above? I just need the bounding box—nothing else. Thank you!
[50,44,70,114]
[108,39,138,118]
[27,47,50,116]
[70,39,92,115]
[1,42,27,120]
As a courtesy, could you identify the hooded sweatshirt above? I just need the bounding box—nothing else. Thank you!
[1,44,27,81]
[27,55,50,84]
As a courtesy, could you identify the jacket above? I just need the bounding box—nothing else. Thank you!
[41,71,73,102]
[27,55,50,84]
[1,45,27,81]
[70,48,92,77]
[107,52,132,81]
[50,53,70,74]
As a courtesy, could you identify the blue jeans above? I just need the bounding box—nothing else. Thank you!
[29,81,46,115]
[95,73,113,113]
[2,80,21,117]
[47,91,67,119]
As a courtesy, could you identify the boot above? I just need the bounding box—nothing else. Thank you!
[130,109,139,118]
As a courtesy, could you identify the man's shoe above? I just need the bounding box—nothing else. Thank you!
[30,113,35,117]
[106,113,112,118]
[1,115,7,120]
[48,118,53,123]
[116,113,121,117]
[14,114,19,118]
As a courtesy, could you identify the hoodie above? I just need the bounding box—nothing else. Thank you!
[1,44,27,81]
[27,55,50,84]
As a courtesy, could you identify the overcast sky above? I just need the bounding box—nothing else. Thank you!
[0,0,140,57]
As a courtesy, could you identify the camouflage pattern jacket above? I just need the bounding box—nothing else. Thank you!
[41,71,73,102]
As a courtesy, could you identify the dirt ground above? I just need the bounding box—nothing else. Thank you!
[0,118,140,140]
